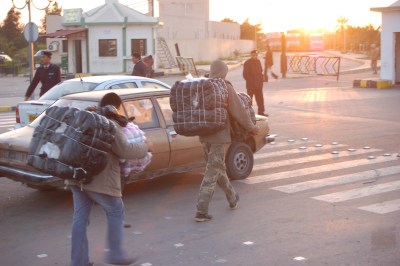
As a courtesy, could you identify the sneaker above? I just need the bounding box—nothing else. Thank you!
[194,213,213,222]
[104,256,139,265]
[229,194,240,210]
[258,113,269,117]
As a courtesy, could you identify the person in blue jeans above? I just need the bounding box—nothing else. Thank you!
[70,93,151,266]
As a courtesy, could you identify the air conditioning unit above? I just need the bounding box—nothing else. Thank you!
[47,41,60,51]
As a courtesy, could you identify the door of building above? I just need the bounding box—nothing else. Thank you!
[75,40,82,73]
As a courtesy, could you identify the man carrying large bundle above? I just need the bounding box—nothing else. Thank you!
[184,60,259,222]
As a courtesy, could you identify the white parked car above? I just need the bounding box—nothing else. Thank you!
[15,75,171,128]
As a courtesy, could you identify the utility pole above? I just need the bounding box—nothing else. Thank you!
[12,0,54,84]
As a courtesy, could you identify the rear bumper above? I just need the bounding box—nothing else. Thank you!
[0,165,61,186]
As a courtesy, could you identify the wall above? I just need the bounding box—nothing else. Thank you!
[381,12,400,82]
[165,39,253,62]
[45,15,65,65]
[88,25,154,74]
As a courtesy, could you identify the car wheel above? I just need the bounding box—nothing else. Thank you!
[226,142,254,180]
[26,184,57,191]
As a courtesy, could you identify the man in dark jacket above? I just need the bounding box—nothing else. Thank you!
[243,50,267,117]
[131,52,147,77]
[24,51,61,100]
[195,60,259,222]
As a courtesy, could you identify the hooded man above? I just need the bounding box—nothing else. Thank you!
[195,60,259,222]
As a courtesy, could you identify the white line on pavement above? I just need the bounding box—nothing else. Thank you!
[240,156,397,184]
[271,165,400,193]
[312,180,400,203]
[358,199,400,214]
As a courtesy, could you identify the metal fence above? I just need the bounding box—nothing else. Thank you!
[286,55,341,80]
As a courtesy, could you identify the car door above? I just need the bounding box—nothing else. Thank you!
[154,96,204,169]
[122,97,169,172]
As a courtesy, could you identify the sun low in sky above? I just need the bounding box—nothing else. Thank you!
[2,0,396,33]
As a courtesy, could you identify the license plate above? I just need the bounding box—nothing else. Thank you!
[29,114,38,122]
[0,150,27,162]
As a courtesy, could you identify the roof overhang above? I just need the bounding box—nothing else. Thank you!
[42,29,87,38]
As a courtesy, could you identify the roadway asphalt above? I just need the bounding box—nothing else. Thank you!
[0,50,379,113]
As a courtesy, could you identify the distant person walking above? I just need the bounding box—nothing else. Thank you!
[195,60,259,222]
[131,52,147,77]
[24,51,61,101]
[243,50,267,117]
[371,44,379,74]
[264,43,278,81]
[142,55,155,78]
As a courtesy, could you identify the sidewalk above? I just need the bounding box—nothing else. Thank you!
[0,51,379,113]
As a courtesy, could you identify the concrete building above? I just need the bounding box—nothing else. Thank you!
[371,0,400,84]
[44,0,158,74]
[157,0,253,62]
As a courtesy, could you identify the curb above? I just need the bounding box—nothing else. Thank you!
[353,79,393,89]
[0,106,16,113]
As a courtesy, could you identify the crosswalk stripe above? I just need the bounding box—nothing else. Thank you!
[358,199,400,214]
[0,118,16,122]
[312,180,400,203]
[254,144,346,160]
[240,156,398,184]
[260,140,316,150]
[252,148,380,172]
[271,165,400,193]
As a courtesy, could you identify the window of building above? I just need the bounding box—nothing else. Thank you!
[99,39,117,57]
[62,40,68,53]
[131,39,147,56]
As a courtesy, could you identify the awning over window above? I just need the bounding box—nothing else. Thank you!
[42,29,87,38]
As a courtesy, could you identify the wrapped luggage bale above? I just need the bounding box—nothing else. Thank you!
[28,106,116,184]
[170,78,229,136]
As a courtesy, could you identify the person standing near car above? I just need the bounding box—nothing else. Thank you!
[131,52,147,77]
[24,51,61,101]
[243,50,267,117]
[70,93,153,266]
[195,60,259,222]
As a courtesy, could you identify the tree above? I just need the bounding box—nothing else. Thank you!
[336,16,348,51]
[40,1,63,33]
[221,18,237,24]
[240,18,264,50]
[2,7,23,41]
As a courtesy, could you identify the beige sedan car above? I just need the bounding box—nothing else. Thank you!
[0,88,274,191]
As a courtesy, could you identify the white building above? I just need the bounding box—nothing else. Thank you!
[44,0,158,74]
[371,0,400,84]
[158,0,253,62]
[44,0,253,74]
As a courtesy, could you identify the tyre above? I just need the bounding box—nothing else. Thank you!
[225,142,254,180]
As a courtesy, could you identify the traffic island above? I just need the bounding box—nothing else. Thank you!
[353,79,393,89]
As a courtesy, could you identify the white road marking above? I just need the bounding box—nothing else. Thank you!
[253,147,375,171]
[312,180,400,203]
[254,144,346,160]
[240,156,397,184]
[271,165,400,193]
[358,199,400,214]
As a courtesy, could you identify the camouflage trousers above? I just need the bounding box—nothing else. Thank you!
[196,143,237,215]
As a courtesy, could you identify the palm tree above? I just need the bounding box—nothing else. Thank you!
[337,16,348,51]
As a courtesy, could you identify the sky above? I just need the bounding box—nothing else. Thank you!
[1,0,397,33]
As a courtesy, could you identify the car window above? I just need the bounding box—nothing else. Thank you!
[123,98,159,129]
[30,99,97,127]
[156,97,173,126]
[109,82,138,89]
[39,81,98,100]
[141,81,170,89]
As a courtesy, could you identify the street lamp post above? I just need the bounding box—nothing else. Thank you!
[12,0,53,86]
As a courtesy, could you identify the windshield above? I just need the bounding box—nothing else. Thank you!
[30,99,98,128]
[39,81,98,100]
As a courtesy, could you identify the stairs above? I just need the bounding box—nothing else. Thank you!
[157,37,177,69]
